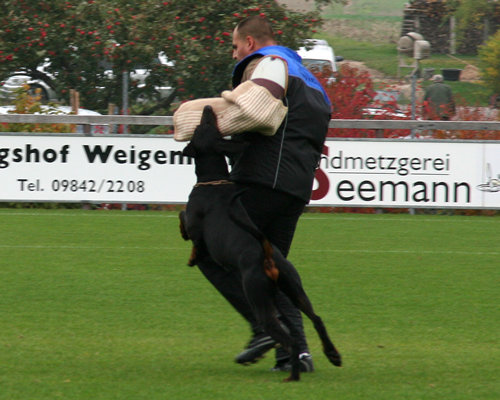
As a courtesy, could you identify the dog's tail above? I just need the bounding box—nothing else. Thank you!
[228,190,279,282]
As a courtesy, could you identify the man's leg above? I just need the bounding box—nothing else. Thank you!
[196,257,277,362]
[237,185,313,371]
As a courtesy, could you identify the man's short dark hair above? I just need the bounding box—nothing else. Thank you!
[235,15,275,43]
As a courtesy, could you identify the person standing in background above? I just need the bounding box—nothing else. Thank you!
[424,74,455,120]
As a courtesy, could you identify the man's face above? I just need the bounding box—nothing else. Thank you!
[232,27,252,61]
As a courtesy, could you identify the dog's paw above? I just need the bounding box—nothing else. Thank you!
[325,348,342,367]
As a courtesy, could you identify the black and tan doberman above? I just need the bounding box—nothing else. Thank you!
[179,106,341,382]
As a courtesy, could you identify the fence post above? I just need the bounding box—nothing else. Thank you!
[121,70,129,135]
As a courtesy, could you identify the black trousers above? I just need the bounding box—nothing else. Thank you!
[197,183,309,358]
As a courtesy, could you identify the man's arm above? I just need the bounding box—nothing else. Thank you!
[173,56,288,141]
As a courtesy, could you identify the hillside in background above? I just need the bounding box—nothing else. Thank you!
[281,0,408,43]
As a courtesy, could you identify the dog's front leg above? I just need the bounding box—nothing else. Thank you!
[179,211,198,267]
[187,246,198,267]
[179,211,190,241]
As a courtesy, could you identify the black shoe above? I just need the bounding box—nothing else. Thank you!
[270,352,315,372]
[235,333,277,365]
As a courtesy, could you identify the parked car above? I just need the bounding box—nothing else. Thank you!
[297,39,343,82]
[0,60,57,102]
[0,52,173,104]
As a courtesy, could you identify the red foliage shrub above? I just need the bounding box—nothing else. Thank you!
[315,64,412,138]
[433,100,500,140]
[315,65,500,141]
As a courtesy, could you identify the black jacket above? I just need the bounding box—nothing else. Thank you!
[229,45,331,203]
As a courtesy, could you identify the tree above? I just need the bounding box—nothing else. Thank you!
[479,29,500,95]
[446,0,500,46]
[0,0,344,114]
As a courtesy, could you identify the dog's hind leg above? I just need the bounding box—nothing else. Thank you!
[239,258,301,381]
[275,257,342,368]
[252,299,301,382]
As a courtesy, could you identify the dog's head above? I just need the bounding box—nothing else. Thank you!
[182,106,248,159]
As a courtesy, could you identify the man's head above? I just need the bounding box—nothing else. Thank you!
[232,16,276,61]
[432,74,444,83]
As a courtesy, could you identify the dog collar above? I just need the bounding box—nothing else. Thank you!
[193,180,234,187]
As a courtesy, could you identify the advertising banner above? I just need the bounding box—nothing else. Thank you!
[311,139,499,209]
[0,134,498,208]
[0,134,194,203]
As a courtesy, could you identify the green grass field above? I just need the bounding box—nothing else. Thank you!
[0,209,498,399]
[323,0,407,19]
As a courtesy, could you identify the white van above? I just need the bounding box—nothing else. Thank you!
[297,39,342,81]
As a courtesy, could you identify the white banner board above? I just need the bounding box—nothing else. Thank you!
[0,134,499,208]
[0,134,195,203]
[311,140,500,209]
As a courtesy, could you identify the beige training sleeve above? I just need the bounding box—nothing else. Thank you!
[173,56,288,141]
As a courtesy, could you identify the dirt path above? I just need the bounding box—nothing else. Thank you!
[338,60,385,79]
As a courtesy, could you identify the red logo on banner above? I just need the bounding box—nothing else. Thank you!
[311,145,329,201]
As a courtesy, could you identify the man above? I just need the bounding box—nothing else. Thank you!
[424,74,455,120]
[173,16,331,372]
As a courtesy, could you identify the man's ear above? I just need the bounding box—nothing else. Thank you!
[182,142,196,158]
[246,35,257,52]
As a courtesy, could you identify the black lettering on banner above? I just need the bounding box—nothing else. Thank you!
[334,179,471,204]
[154,151,167,164]
[84,145,113,163]
[43,149,57,163]
[410,158,422,171]
[12,148,23,163]
[82,145,193,170]
[51,179,145,193]
[26,144,40,163]
[433,158,444,171]
[455,182,471,203]
[0,144,70,168]
[337,180,355,201]
[170,150,190,164]
[114,150,128,164]
[358,180,375,201]
[386,156,396,171]
[138,150,152,170]
[398,158,409,176]
[0,148,8,168]
[413,181,429,202]
[323,151,451,176]
[380,181,409,202]
[433,182,449,202]
[345,156,363,170]
[365,157,377,170]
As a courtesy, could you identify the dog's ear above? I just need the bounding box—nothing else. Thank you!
[182,142,196,158]
[199,105,217,129]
